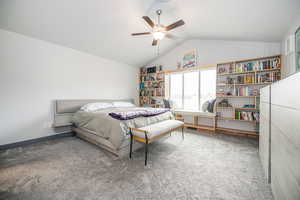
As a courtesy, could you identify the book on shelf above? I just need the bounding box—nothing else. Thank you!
[140,82,145,89]
[235,111,259,121]
[224,74,255,84]
[235,58,280,72]
[156,73,164,81]
[256,71,280,83]
[236,87,260,96]
[221,72,279,85]
[217,86,259,97]
[142,75,156,82]
[155,88,165,97]
[217,57,280,74]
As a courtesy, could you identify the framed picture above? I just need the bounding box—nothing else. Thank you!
[295,26,300,72]
[182,50,197,68]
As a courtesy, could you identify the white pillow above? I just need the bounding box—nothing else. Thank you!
[80,102,113,112]
[112,101,135,108]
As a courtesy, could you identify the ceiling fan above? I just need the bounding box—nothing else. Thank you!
[131,9,185,46]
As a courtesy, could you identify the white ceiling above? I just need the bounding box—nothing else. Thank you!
[0,0,299,67]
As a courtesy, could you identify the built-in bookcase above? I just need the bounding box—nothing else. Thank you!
[139,69,165,108]
[216,55,281,136]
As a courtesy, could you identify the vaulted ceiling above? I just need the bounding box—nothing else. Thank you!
[0,0,299,67]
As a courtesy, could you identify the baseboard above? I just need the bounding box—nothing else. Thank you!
[0,132,75,150]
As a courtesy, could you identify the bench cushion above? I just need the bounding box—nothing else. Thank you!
[132,120,184,139]
[173,109,216,117]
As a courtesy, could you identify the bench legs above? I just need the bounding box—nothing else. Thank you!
[145,134,148,166]
[129,131,133,159]
[129,129,149,166]
[129,125,184,166]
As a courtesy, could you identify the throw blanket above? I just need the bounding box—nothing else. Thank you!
[109,108,170,120]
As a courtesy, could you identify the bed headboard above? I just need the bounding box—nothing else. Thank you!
[53,99,135,129]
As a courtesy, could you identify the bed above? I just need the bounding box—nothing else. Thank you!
[53,99,173,156]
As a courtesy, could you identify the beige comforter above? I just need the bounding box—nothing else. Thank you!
[72,107,174,148]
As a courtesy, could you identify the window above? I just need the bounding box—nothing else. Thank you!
[184,71,199,110]
[169,67,216,111]
[200,68,216,110]
[170,73,183,108]
[296,26,300,72]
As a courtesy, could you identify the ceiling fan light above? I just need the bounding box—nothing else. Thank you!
[153,31,165,40]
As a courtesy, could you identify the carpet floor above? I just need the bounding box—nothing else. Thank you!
[0,130,273,200]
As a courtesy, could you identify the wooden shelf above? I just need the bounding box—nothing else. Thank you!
[142,80,164,83]
[216,127,259,137]
[184,123,215,131]
[216,95,258,98]
[235,107,258,110]
[140,71,165,76]
[235,55,281,63]
[217,55,281,66]
[217,117,258,123]
[216,107,234,109]
[216,107,258,111]
[140,69,165,107]
[164,64,216,74]
[215,55,281,138]
[217,82,273,86]
[217,68,281,76]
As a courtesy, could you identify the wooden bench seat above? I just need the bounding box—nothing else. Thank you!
[129,120,184,165]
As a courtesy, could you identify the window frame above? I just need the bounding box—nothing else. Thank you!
[168,66,216,111]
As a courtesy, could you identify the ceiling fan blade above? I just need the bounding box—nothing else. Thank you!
[142,16,155,28]
[152,39,158,46]
[165,20,185,31]
[131,32,151,36]
[165,33,178,40]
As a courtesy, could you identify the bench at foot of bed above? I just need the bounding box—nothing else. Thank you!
[129,119,184,166]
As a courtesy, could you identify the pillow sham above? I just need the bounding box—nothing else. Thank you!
[80,102,113,112]
[112,101,135,108]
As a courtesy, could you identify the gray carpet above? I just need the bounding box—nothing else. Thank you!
[0,130,273,200]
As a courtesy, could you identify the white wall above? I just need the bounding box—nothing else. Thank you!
[281,14,300,78]
[0,29,138,146]
[149,39,280,70]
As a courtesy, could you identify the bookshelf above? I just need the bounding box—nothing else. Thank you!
[139,67,165,108]
[216,55,281,136]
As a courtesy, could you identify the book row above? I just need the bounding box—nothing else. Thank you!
[140,97,164,108]
[140,88,165,97]
[235,111,260,121]
[224,74,256,84]
[140,81,164,89]
[256,71,280,83]
[140,73,164,82]
[217,58,280,74]
[220,71,280,85]
[217,87,260,96]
